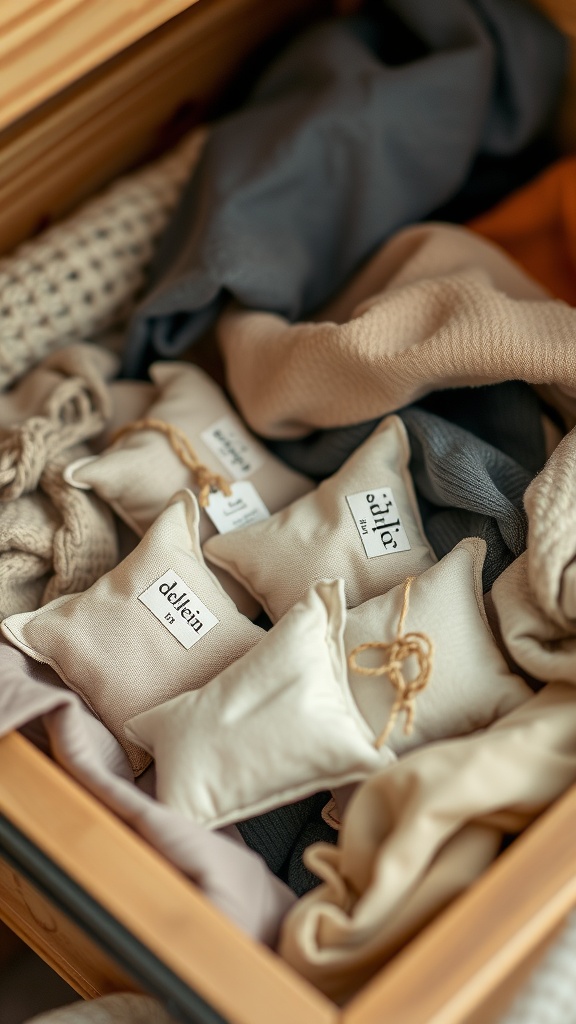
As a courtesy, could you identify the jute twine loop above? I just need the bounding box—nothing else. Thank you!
[110,417,232,507]
[0,376,106,501]
[347,576,434,749]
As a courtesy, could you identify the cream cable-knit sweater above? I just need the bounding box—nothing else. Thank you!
[0,128,206,389]
[218,222,576,438]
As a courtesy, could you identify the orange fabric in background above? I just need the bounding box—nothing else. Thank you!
[469,158,576,306]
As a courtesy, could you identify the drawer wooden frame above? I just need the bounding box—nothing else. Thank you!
[1,0,576,1020]
[0,731,575,1024]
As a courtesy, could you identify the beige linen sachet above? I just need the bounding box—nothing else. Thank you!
[218,222,576,439]
[65,361,313,616]
[204,416,436,622]
[125,580,391,830]
[1,490,264,773]
[344,539,531,756]
[280,682,576,1003]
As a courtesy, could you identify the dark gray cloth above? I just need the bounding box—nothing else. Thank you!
[400,405,534,590]
[270,382,547,481]
[238,791,337,895]
[270,383,546,591]
[123,0,566,374]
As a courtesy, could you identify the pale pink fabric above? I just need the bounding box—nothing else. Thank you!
[0,641,294,945]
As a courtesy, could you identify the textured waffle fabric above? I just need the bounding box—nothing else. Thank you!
[0,130,206,389]
[124,0,566,372]
[218,223,576,440]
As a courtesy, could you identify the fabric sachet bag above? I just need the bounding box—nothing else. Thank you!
[344,538,531,757]
[125,579,391,829]
[64,361,313,616]
[1,490,264,774]
[203,416,436,622]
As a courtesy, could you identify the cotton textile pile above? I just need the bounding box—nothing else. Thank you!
[3,1,576,1022]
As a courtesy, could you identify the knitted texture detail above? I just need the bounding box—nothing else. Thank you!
[524,423,576,630]
[218,223,576,439]
[0,445,119,619]
[0,128,206,389]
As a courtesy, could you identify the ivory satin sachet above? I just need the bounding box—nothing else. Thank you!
[1,490,264,774]
[204,416,436,621]
[125,580,392,829]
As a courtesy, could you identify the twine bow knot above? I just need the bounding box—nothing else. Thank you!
[110,417,232,507]
[347,576,434,749]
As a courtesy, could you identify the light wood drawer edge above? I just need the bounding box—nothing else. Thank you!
[0,732,336,1024]
[0,858,135,999]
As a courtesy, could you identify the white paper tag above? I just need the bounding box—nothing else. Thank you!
[200,416,265,480]
[138,570,219,650]
[205,481,270,534]
[346,488,411,559]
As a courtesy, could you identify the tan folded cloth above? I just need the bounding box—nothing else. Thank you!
[280,682,576,1002]
[218,222,576,439]
[523,425,576,631]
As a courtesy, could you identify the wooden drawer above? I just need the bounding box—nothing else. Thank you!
[0,2,575,1022]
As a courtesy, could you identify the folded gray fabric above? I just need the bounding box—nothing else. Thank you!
[237,791,337,895]
[237,792,332,876]
[270,382,547,481]
[0,642,294,945]
[401,406,533,590]
[123,0,566,374]
[283,803,338,899]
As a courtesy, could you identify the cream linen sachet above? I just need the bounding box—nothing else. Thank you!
[344,539,531,756]
[64,361,313,616]
[203,416,436,622]
[1,490,264,774]
[125,580,392,829]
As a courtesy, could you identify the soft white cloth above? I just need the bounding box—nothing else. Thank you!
[497,911,576,1024]
[26,993,177,1023]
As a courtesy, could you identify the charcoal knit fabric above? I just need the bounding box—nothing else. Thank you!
[237,791,337,896]
[399,406,535,590]
[124,0,566,374]
[270,381,548,482]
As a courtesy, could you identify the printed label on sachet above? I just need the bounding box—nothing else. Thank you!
[201,416,265,479]
[205,481,270,534]
[138,570,219,649]
[346,488,411,558]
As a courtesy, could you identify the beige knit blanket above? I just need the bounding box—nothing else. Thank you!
[218,222,576,438]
